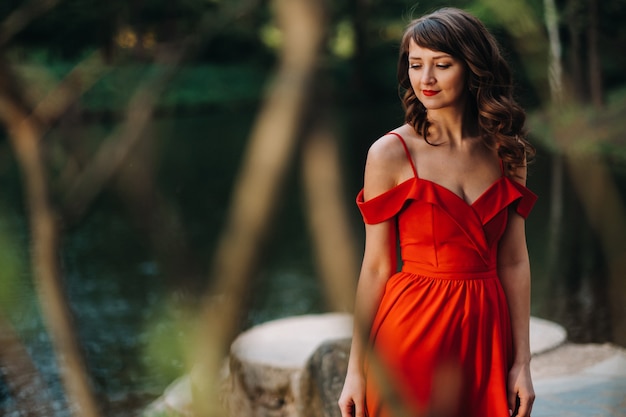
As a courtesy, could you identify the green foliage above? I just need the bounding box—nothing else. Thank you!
[140,301,195,389]
[0,208,26,315]
[0,216,24,311]
[528,85,626,158]
[13,57,269,111]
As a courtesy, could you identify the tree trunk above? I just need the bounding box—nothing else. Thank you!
[565,0,585,101]
[0,60,102,417]
[190,0,326,415]
[544,0,564,103]
[301,113,358,313]
[543,0,566,305]
[587,0,603,108]
[565,155,626,346]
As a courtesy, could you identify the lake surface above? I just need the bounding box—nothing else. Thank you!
[0,106,624,416]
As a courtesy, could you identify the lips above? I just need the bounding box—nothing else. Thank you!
[422,90,440,97]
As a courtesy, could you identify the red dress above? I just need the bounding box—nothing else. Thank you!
[357,133,537,417]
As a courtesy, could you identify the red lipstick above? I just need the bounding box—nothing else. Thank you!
[422,90,439,96]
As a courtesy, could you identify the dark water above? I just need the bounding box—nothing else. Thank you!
[0,109,326,416]
[0,107,624,416]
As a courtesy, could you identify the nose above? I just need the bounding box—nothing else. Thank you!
[421,67,435,85]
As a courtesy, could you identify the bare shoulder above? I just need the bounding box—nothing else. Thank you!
[366,132,407,165]
[363,131,409,200]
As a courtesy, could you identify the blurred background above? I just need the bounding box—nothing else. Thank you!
[0,0,625,416]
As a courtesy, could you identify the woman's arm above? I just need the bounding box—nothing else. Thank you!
[338,220,396,417]
[497,169,535,417]
[338,135,406,417]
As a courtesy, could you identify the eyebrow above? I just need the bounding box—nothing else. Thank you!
[408,54,452,60]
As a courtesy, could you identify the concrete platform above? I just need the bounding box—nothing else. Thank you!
[531,343,626,416]
[527,316,626,417]
[529,316,568,355]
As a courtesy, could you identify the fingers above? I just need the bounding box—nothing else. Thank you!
[338,398,364,417]
[337,403,361,417]
[337,396,350,417]
[507,392,535,417]
[515,393,535,417]
[338,403,351,417]
[507,389,517,415]
[507,362,534,416]
[354,403,364,417]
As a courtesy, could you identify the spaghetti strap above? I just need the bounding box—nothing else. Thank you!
[387,131,418,178]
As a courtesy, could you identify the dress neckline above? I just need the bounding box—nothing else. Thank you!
[386,130,505,207]
[418,176,505,207]
[371,176,505,208]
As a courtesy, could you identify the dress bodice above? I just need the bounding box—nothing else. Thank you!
[356,170,537,274]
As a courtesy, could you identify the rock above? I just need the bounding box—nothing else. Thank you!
[303,338,351,417]
[163,375,194,417]
[223,313,353,417]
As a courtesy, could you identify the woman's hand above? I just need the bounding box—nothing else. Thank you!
[507,361,535,417]
[338,370,366,417]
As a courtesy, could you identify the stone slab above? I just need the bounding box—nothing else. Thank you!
[230,313,353,368]
[230,314,565,364]
[529,316,567,355]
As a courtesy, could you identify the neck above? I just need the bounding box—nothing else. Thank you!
[426,107,478,147]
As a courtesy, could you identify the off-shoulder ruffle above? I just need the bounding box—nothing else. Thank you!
[356,177,537,225]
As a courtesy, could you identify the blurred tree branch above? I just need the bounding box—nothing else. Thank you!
[0,57,102,417]
[0,0,60,46]
[56,0,262,295]
[565,153,626,345]
[0,2,263,414]
[542,0,566,315]
[191,0,326,414]
[60,58,175,220]
[301,108,358,313]
[32,51,109,125]
[61,0,260,220]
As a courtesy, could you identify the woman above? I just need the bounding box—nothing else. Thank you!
[338,8,536,417]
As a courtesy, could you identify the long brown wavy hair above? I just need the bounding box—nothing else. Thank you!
[397,7,534,176]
